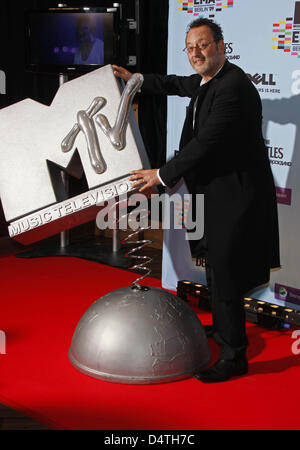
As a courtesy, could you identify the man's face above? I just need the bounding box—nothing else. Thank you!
[186,25,225,79]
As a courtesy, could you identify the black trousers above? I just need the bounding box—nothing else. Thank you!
[205,255,248,360]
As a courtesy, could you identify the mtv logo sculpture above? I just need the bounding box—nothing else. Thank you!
[0,65,149,244]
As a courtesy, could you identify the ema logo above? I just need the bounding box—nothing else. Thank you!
[177,0,234,18]
[272,1,300,57]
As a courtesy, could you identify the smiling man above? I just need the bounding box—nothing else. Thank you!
[113,18,280,382]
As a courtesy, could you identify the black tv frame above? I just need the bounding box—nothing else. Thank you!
[25,5,123,75]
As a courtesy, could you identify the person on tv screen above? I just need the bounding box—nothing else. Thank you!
[74,16,104,65]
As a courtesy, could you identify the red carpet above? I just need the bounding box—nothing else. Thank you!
[0,253,299,430]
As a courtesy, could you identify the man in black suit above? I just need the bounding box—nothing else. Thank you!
[113,18,280,382]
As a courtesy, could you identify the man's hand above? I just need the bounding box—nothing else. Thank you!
[112,65,133,82]
[130,169,161,193]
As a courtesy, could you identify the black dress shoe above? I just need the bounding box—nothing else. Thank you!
[194,357,248,383]
[203,325,215,338]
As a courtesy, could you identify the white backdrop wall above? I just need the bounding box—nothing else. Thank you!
[162,0,300,311]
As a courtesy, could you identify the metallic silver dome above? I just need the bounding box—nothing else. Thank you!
[69,285,210,384]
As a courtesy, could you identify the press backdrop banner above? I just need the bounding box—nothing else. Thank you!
[163,0,300,311]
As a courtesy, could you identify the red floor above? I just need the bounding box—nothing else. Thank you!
[0,254,299,430]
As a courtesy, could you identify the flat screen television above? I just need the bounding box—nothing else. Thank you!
[25,6,122,74]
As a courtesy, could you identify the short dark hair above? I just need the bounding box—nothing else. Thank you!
[187,18,224,43]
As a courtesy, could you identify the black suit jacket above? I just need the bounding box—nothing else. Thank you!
[142,61,280,299]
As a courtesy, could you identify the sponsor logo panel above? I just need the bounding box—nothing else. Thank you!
[275,283,300,306]
[177,0,234,18]
[265,138,293,205]
[247,72,281,94]
[276,187,292,205]
[225,42,240,61]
